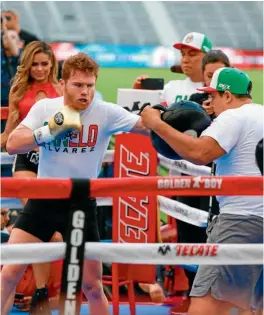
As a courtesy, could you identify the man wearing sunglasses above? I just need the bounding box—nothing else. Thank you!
[2,10,39,49]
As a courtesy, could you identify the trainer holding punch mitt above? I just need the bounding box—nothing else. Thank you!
[148,100,211,160]
[141,67,263,315]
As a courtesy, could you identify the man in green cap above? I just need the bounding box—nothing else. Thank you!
[140,67,263,314]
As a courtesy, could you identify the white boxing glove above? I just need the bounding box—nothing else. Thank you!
[33,106,82,146]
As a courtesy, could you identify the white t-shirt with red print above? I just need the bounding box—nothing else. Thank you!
[201,103,263,217]
[21,96,139,179]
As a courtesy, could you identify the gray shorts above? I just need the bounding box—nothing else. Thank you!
[190,213,263,310]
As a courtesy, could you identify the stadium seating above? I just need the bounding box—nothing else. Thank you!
[3,1,263,49]
[163,1,263,49]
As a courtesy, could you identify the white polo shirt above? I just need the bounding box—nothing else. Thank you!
[21,97,139,179]
[201,103,263,217]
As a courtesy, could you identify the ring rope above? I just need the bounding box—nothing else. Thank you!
[158,155,211,176]
[1,242,263,265]
[1,176,262,198]
[158,196,208,227]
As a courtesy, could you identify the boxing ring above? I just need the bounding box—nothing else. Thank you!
[1,173,263,315]
[1,106,263,315]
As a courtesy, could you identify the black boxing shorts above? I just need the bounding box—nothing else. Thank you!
[12,151,39,174]
[14,198,100,243]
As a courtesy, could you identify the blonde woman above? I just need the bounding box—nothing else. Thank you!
[1,40,61,170]
[1,41,62,314]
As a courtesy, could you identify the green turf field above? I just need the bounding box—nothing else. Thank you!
[97,68,263,104]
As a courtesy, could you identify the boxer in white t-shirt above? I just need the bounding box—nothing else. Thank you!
[141,67,263,314]
[1,53,147,315]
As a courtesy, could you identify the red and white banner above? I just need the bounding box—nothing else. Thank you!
[112,133,157,282]
[216,47,263,70]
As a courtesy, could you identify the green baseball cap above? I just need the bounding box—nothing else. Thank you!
[173,32,212,53]
[198,67,252,94]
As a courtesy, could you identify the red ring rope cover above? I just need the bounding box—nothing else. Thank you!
[1,176,263,199]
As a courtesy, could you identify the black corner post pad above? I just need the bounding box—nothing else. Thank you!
[70,178,91,202]
[59,178,91,315]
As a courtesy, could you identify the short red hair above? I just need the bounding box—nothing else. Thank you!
[62,53,99,81]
